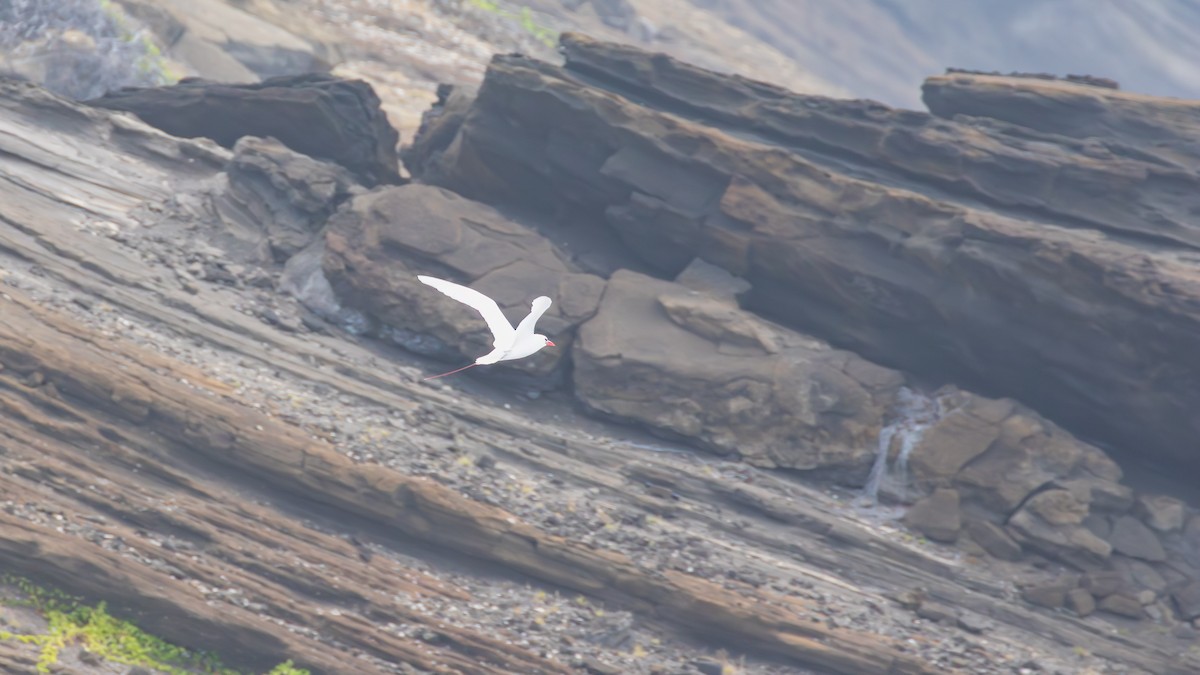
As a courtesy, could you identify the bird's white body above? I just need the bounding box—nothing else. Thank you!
[417,275,555,379]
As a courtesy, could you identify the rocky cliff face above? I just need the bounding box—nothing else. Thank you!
[412,33,1200,475]
[399,32,1200,671]
[3,31,1200,675]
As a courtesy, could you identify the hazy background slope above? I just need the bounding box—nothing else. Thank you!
[4,0,1199,136]
[683,0,1200,106]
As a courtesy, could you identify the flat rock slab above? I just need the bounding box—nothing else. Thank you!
[922,72,1200,170]
[323,183,605,380]
[1110,516,1168,562]
[573,268,902,472]
[88,73,400,186]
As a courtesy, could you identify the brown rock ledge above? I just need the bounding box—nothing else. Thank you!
[0,292,937,674]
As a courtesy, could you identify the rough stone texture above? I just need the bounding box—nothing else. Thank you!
[1025,489,1090,526]
[915,602,958,624]
[413,32,1200,473]
[2,287,951,674]
[322,183,604,381]
[1008,490,1112,569]
[4,75,964,675]
[922,73,1200,170]
[1129,560,1169,594]
[408,33,1152,573]
[903,489,962,543]
[1173,582,1200,621]
[0,294,579,674]
[215,136,361,262]
[1021,577,1078,610]
[904,398,1004,483]
[1072,480,1136,514]
[1099,593,1146,619]
[1082,570,1126,599]
[573,269,901,471]
[675,257,753,300]
[966,520,1023,561]
[1084,514,1113,540]
[3,40,1197,675]
[400,83,475,180]
[88,73,401,186]
[950,415,1128,514]
[1161,564,1193,590]
[1135,494,1187,533]
[1066,588,1096,617]
[1110,516,1168,562]
[899,396,1127,526]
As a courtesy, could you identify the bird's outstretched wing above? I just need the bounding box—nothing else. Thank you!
[418,275,515,348]
[514,296,552,339]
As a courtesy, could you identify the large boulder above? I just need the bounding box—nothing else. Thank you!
[322,184,604,382]
[88,73,401,186]
[409,34,1200,473]
[572,269,902,472]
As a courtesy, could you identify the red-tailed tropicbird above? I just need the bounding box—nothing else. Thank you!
[417,275,556,380]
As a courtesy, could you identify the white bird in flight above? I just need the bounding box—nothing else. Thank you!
[417,275,556,380]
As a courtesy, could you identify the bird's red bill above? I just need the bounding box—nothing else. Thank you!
[546,340,556,347]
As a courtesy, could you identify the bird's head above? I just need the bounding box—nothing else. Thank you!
[537,335,555,348]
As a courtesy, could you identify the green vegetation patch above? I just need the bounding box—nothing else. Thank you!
[467,0,558,47]
[0,575,307,675]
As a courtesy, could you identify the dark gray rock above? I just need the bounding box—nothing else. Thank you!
[1129,560,1169,593]
[323,184,604,382]
[400,83,474,181]
[217,136,359,262]
[915,601,958,624]
[1021,576,1078,610]
[674,257,752,300]
[1065,588,1096,617]
[1084,514,1112,540]
[1134,494,1186,533]
[89,73,401,186]
[903,488,962,543]
[1099,593,1146,619]
[1008,491,1112,569]
[1172,581,1200,621]
[572,270,901,472]
[966,520,1023,561]
[1081,570,1125,599]
[1109,516,1167,562]
[412,32,1200,474]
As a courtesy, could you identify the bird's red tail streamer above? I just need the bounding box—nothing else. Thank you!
[422,362,479,381]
